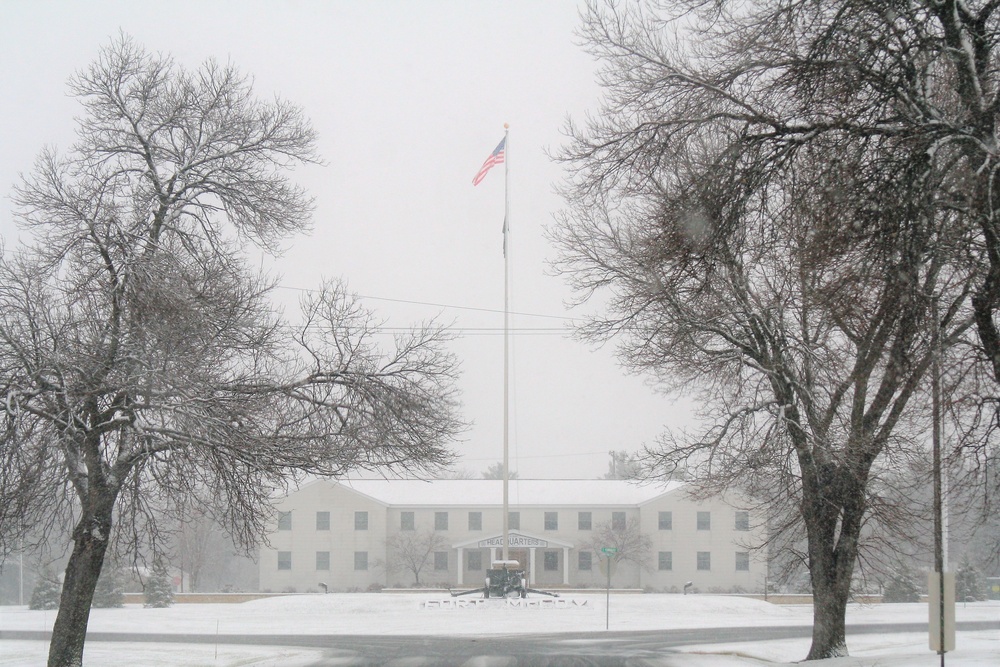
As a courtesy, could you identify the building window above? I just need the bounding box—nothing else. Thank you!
[468,511,482,531]
[578,551,592,571]
[354,551,368,571]
[355,511,368,530]
[468,551,482,571]
[544,512,558,531]
[544,551,559,571]
[434,551,449,571]
[658,511,672,530]
[658,551,672,571]
[736,551,750,571]
[697,551,711,571]
[578,511,592,530]
[277,512,291,531]
[508,511,520,530]
[316,551,330,570]
[612,511,626,531]
[316,511,330,531]
[277,551,291,570]
[400,511,415,531]
[735,511,750,531]
[435,511,449,531]
[697,511,711,531]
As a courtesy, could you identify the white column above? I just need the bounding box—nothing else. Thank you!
[562,547,570,585]
[529,548,537,586]
[456,547,464,586]
[491,547,498,566]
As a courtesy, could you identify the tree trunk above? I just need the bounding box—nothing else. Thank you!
[47,500,113,667]
[806,548,851,660]
[802,468,865,660]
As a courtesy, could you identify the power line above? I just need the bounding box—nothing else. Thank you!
[274,283,585,323]
[462,450,615,462]
[267,323,572,336]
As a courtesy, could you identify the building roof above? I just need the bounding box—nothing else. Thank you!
[328,479,685,507]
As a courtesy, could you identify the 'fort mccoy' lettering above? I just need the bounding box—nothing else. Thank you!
[421,599,590,610]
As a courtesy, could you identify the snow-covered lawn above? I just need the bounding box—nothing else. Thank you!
[1,594,997,666]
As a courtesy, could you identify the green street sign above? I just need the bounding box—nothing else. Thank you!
[601,547,618,555]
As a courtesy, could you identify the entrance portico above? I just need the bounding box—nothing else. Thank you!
[453,531,575,586]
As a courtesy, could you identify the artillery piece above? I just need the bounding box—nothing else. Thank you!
[450,559,559,599]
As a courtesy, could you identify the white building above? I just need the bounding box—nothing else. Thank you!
[259,479,766,593]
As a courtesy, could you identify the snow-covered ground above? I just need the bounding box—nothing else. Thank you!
[1,593,997,666]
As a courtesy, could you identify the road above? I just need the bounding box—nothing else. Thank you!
[3,621,997,666]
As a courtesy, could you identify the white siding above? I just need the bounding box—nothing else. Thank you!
[259,480,766,593]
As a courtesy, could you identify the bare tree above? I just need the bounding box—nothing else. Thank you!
[579,517,651,586]
[553,2,988,659]
[173,508,225,593]
[384,530,449,586]
[0,36,462,667]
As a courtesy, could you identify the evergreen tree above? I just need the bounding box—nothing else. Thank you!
[955,557,987,602]
[882,565,921,603]
[29,566,61,610]
[143,560,174,608]
[92,563,126,608]
[481,462,518,480]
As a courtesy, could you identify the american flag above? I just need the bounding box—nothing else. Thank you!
[472,137,506,186]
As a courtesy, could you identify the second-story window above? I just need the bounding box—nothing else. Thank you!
[544,511,558,530]
[468,511,482,531]
[316,511,330,531]
[735,511,750,531]
[277,511,291,531]
[697,511,711,530]
[435,511,449,531]
[354,511,368,530]
[578,511,592,530]
[612,511,626,531]
[400,511,415,531]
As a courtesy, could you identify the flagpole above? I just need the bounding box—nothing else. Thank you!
[502,123,510,564]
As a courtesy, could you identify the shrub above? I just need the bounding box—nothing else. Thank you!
[92,564,126,608]
[367,582,384,592]
[955,557,987,602]
[143,559,174,608]
[29,567,61,610]
[882,566,921,603]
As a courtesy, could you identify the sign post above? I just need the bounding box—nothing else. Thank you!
[600,547,618,629]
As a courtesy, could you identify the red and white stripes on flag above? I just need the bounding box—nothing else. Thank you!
[472,137,506,186]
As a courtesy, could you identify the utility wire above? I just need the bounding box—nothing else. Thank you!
[274,283,585,323]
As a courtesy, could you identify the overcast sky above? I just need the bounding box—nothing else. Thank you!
[0,0,693,479]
